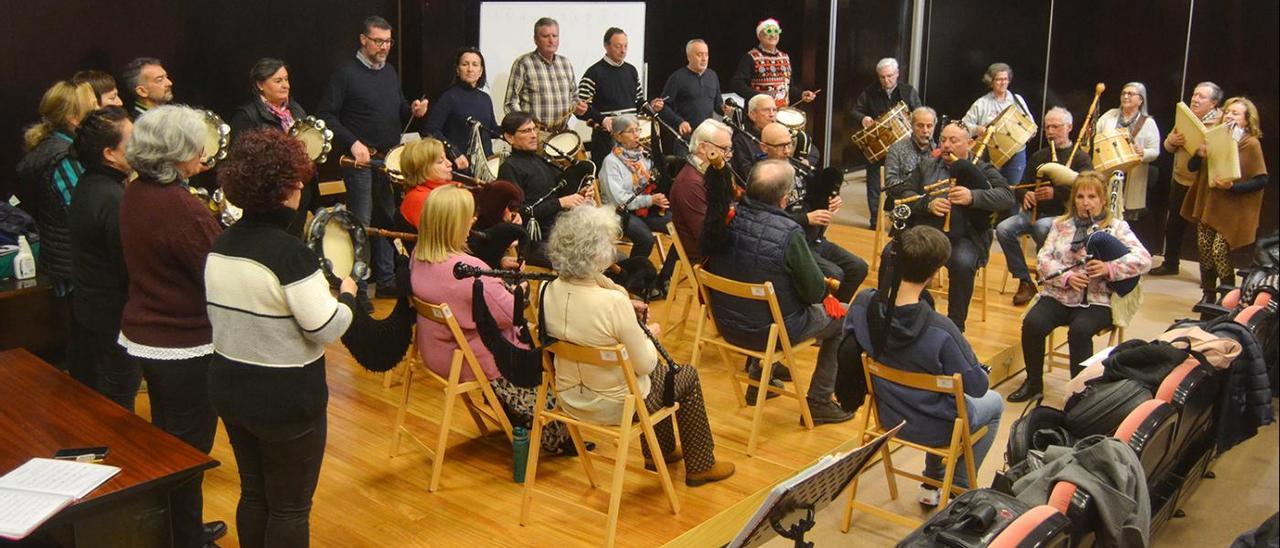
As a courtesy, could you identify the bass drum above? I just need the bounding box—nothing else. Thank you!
[305,204,370,285]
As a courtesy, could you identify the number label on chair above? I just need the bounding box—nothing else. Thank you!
[935,378,954,389]
[751,287,766,297]
[432,308,451,319]
[601,350,618,362]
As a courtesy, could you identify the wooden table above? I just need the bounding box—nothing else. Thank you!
[0,349,218,547]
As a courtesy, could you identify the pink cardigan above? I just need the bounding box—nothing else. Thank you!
[1036,216,1151,307]
[410,253,524,382]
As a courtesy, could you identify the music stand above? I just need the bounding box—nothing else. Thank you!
[727,423,904,548]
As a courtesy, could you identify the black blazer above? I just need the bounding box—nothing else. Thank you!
[229,97,307,135]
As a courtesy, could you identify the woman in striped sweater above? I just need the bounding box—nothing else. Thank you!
[205,128,357,548]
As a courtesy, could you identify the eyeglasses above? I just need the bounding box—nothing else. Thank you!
[363,34,394,48]
[1120,91,1139,97]
[763,141,792,148]
[515,126,538,135]
[706,141,733,153]
[761,27,781,36]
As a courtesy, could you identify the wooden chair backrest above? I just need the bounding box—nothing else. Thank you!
[862,356,972,429]
[410,296,488,383]
[541,340,653,424]
[692,265,798,352]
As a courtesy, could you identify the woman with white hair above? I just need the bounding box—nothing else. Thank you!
[598,114,674,273]
[963,62,1034,195]
[118,104,226,547]
[541,205,735,486]
[1094,82,1160,217]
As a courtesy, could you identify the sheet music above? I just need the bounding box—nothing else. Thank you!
[1173,102,1207,156]
[0,489,73,540]
[1204,124,1242,182]
[0,458,120,499]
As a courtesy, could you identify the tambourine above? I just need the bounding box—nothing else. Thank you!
[305,204,370,284]
[200,110,231,167]
[211,187,242,227]
[289,116,335,164]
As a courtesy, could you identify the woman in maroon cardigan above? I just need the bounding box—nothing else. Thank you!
[118,104,226,547]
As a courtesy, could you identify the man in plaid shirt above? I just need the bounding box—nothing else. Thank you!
[503,17,586,130]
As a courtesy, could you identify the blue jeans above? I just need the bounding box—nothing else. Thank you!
[999,149,1027,216]
[343,166,397,287]
[923,389,1004,489]
[996,212,1054,283]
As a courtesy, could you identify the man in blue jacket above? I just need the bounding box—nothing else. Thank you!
[846,225,1003,506]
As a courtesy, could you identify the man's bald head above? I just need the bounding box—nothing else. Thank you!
[760,123,793,160]
[746,159,795,205]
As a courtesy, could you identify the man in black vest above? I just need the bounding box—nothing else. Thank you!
[705,159,853,425]
[317,15,428,305]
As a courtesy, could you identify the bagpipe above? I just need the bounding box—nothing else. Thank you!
[1039,171,1139,298]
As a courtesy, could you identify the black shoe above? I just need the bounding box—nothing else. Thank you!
[1149,262,1180,276]
[745,376,783,405]
[203,521,228,543]
[356,292,374,314]
[374,284,399,299]
[1007,381,1043,403]
[1200,291,1218,305]
[807,399,855,425]
[743,358,792,382]
[557,438,596,457]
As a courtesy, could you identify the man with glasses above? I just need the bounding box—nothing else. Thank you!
[497,111,592,266]
[504,17,584,130]
[997,107,1092,305]
[760,122,868,303]
[730,18,817,107]
[318,15,428,309]
[855,58,923,229]
[883,121,1012,332]
[670,119,733,264]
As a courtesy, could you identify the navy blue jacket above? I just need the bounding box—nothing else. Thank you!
[846,288,990,446]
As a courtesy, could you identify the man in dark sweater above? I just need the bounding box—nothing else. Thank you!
[659,39,727,155]
[496,111,592,266]
[317,15,428,302]
[845,225,1002,504]
[121,57,173,119]
[577,27,665,167]
[852,58,922,229]
[67,107,140,411]
[997,106,1093,305]
[705,159,853,425]
[883,122,1013,332]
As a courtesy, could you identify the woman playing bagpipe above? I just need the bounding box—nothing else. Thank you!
[1009,171,1152,402]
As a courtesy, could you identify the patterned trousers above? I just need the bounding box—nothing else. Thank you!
[491,377,570,453]
[1197,224,1234,291]
[642,363,716,473]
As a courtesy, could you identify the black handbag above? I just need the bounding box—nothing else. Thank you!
[897,489,1033,548]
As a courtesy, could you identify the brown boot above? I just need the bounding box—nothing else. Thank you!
[643,448,684,471]
[686,461,735,487]
[1012,280,1038,306]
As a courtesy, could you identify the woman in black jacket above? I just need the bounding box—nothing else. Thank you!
[229,58,317,236]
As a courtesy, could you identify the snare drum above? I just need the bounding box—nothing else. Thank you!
[305,204,370,284]
[289,116,335,164]
[776,107,807,131]
[635,116,656,148]
[383,144,407,185]
[200,110,231,167]
[984,105,1038,168]
[850,102,910,163]
[543,131,583,166]
[1092,128,1142,173]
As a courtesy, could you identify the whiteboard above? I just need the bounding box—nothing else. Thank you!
[479,1,647,141]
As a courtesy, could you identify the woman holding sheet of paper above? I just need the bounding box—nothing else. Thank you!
[1181,96,1268,304]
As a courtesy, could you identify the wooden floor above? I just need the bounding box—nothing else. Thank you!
[134,218,1278,547]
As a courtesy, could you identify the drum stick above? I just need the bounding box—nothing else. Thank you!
[402,94,428,134]
[1067,83,1106,167]
[798,89,822,104]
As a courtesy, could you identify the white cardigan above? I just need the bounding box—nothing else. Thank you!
[1095,108,1160,211]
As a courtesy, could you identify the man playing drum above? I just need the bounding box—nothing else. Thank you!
[503,17,586,130]
[853,58,922,229]
[576,27,665,167]
[317,15,429,309]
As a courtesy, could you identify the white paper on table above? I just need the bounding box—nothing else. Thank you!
[0,458,120,500]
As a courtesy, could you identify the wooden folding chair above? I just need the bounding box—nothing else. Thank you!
[661,224,701,344]
[1046,325,1123,373]
[841,357,989,531]
[520,341,681,548]
[690,266,816,455]
[871,166,888,273]
[389,297,514,492]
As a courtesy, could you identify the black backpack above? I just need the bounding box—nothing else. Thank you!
[1006,401,1074,469]
[1064,378,1152,437]
[897,489,1032,548]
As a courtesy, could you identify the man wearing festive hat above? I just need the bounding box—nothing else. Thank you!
[730,18,817,107]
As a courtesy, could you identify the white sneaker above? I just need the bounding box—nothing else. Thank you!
[917,485,941,507]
